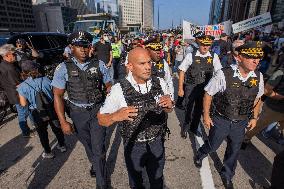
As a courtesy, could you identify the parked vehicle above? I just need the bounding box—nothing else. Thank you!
[7,32,68,78]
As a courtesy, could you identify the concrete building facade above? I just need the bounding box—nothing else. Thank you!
[0,0,36,33]
[118,0,153,31]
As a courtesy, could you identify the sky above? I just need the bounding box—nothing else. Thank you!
[154,0,211,29]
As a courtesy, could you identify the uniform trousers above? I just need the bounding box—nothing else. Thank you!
[123,136,165,189]
[198,114,248,180]
[70,105,107,188]
[184,83,205,133]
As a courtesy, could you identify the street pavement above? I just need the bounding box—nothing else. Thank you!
[0,105,283,189]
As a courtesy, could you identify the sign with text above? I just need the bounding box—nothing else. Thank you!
[232,12,272,34]
[183,20,226,40]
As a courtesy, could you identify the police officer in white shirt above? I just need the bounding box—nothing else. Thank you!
[97,47,174,189]
[145,41,174,100]
[194,41,265,188]
[178,33,222,138]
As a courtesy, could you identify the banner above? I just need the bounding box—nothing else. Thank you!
[183,20,226,40]
[232,12,272,34]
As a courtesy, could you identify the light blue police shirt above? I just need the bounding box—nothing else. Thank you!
[51,57,111,107]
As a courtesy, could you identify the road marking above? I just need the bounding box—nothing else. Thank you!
[195,136,216,189]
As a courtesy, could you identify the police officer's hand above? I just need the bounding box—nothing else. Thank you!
[247,119,257,131]
[203,115,213,129]
[178,88,184,97]
[113,106,138,122]
[159,95,173,109]
[61,121,74,135]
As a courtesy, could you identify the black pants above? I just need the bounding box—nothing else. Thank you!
[70,106,107,188]
[271,150,284,189]
[184,84,204,133]
[124,136,165,189]
[198,115,247,180]
[112,57,120,80]
[34,119,65,153]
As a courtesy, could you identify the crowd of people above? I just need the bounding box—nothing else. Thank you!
[0,27,283,189]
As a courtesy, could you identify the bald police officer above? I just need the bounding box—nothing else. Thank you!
[52,31,111,189]
[194,41,265,188]
[178,33,222,137]
[98,47,174,189]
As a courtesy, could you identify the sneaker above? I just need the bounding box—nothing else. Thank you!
[57,145,67,152]
[42,152,55,159]
[22,132,35,138]
[262,130,272,139]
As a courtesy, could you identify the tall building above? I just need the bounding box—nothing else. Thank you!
[271,0,284,23]
[33,3,77,32]
[208,0,224,24]
[0,0,36,33]
[33,0,71,6]
[118,0,153,31]
[70,0,96,15]
[209,0,278,25]
[96,0,118,16]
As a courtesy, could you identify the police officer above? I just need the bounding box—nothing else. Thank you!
[194,41,265,188]
[97,47,174,189]
[145,41,174,100]
[178,33,222,138]
[52,31,111,189]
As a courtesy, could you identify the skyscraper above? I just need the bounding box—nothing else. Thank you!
[118,0,153,30]
[70,0,97,15]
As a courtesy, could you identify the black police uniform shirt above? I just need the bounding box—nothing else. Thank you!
[99,72,171,114]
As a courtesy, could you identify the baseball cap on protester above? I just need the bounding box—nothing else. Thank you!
[21,60,39,72]
[68,31,93,47]
[235,41,264,59]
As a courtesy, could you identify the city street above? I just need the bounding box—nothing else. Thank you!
[1,92,283,189]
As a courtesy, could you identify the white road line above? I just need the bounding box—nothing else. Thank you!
[195,136,216,189]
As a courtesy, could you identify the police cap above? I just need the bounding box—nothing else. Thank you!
[68,31,93,47]
[235,41,264,59]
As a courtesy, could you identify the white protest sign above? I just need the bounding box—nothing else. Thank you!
[232,12,272,34]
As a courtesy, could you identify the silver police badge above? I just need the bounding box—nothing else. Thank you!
[89,67,97,74]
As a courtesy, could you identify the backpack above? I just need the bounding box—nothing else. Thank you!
[24,78,56,122]
[211,41,221,56]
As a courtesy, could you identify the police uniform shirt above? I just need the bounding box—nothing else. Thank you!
[100,72,171,114]
[205,64,264,99]
[161,59,174,101]
[178,50,222,73]
[51,57,111,107]
[124,57,174,100]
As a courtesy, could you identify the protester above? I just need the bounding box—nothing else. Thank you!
[17,60,66,158]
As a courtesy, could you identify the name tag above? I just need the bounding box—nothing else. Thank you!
[70,70,79,76]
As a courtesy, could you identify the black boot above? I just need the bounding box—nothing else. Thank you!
[194,151,203,168]
[90,165,96,177]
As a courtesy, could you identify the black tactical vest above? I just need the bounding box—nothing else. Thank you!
[119,77,167,143]
[185,50,214,85]
[65,59,105,104]
[213,67,260,120]
[152,61,165,78]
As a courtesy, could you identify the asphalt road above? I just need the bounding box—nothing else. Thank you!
[0,105,283,189]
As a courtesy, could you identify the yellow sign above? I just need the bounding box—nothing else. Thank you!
[207,57,213,64]
[250,78,258,87]
[156,62,164,69]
